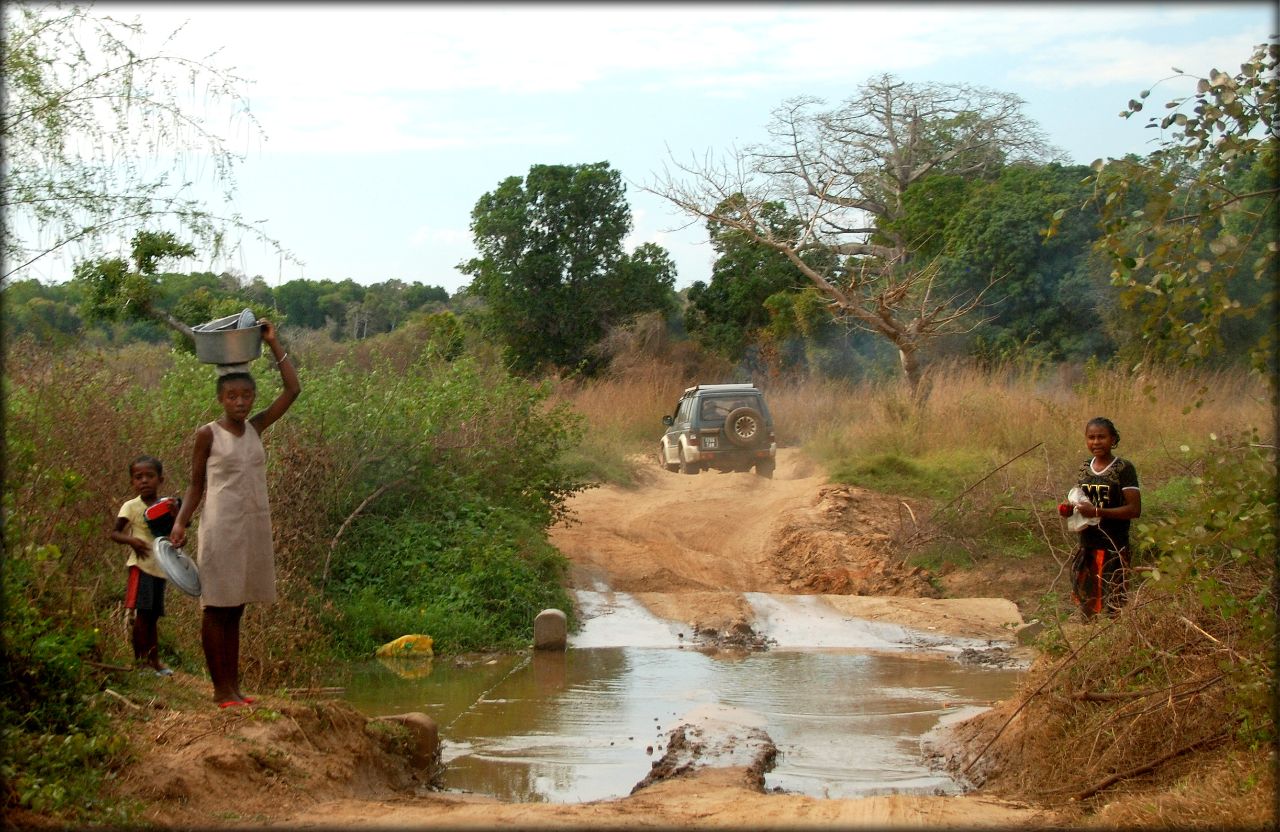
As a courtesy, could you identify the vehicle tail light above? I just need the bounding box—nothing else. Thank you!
[688,434,699,446]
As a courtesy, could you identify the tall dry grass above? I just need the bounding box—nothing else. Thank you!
[546,322,735,480]
[557,355,1271,490]
[557,355,1272,610]
[800,359,1269,485]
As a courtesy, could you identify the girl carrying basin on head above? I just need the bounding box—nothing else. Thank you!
[171,319,299,707]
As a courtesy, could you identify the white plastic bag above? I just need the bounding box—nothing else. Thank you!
[1065,486,1100,532]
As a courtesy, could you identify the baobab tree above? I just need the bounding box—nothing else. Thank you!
[651,74,1057,396]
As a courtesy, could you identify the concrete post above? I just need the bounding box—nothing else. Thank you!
[533,608,567,651]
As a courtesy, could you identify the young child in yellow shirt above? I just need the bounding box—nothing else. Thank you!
[109,455,178,675]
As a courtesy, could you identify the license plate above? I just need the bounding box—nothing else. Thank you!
[702,436,717,449]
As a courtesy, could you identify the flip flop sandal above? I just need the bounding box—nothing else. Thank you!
[153,668,174,677]
[239,696,255,704]
[218,699,249,709]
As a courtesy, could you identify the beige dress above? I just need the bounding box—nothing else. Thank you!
[197,421,276,607]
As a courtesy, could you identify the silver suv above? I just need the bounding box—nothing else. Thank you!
[659,384,776,478]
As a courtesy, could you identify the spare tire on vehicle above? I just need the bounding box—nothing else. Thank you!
[723,406,764,448]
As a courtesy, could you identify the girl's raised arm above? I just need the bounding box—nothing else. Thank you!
[251,318,300,435]
[170,425,213,548]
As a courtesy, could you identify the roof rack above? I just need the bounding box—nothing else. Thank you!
[682,382,758,395]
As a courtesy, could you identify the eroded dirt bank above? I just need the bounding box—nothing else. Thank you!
[106,674,1048,830]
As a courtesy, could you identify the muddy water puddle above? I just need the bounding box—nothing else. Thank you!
[340,592,1023,804]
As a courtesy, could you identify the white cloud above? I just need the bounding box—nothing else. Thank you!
[46,2,1272,288]
[1012,29,1271,89]
[408,226,472,248]
[256,95,575,154]
[94,4,1270,155]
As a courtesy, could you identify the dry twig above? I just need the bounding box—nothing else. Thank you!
[1069,673,1223,702]
[321,476,408,586]
[932,441,1044,519]
[1179,615,1246,661]
[86,660,133,673]
[102,688,141,710]
[178,712,252,749]
[960,597,1160,777]
[1075,731,1228,801]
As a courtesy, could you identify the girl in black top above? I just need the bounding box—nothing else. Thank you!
[1070,417,1142,617]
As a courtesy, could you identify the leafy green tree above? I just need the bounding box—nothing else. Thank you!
[686,198,808,361]
[320,280,366,339]
[404,282,450,311]
[759,285,891,380]
[75,231,202,338]
[240,275,276,309]
[1048,43,1280,771]
[461,162,676,374]
[2,279,85,343]
[355,279,411,337]
[933,163,1108,360]
[12,297,82,344]
[1,5,288,281]
[655,76,1054,396]
[129,231,195,277]
[1088,41,1278,373]
[275,279,329,329]
[157,271,225,305]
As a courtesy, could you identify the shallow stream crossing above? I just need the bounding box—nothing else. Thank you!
[339,590,1024,803]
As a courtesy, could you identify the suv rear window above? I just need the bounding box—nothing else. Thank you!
[699,396,759,422]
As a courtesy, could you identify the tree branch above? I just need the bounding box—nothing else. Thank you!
[1075,732,1228,801]
[321,476,409,587]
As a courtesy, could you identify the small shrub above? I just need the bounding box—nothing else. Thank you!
[0,560,135,824]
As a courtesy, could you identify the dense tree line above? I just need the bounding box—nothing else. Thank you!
[5,146,1266,379]
[5,146,1262,379]
[3,267,450,346]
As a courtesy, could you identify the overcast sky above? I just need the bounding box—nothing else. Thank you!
[20,2,1279,293]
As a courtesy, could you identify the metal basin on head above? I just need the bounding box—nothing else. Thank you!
[192,311,262,364]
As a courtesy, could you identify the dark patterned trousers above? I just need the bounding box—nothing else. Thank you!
[1072,546,1129,618]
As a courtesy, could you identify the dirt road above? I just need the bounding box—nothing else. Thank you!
[552,448,1023,642]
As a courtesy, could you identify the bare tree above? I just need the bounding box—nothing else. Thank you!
[649,75,1057,396]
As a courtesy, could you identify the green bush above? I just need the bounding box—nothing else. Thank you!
[0,558,133,823]
[327,503,575,654]
[1132,431,1276,743]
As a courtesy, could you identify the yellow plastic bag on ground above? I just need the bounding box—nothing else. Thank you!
[375,634,434,658]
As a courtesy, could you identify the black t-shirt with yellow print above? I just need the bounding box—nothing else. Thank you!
[1076,456,1140,552]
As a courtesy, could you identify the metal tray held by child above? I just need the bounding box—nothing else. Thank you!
[153,537,201,597]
